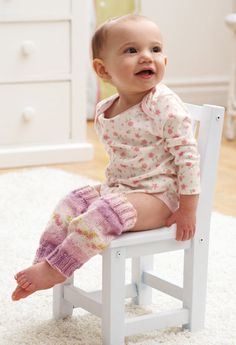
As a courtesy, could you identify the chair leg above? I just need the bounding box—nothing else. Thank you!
[53,275,74,319]
[132,255,153,306]
[102,247,126,345]
[183,241,209,331]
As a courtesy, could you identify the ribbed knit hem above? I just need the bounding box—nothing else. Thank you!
[46,246,82,278]
[72,185,99,206]
[33,241,57,264]
[102,194,137,230]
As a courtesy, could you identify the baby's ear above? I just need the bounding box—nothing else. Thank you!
[93,59,111,82]
[164,56,168,66]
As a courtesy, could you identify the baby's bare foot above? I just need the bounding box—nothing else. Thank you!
[12,261,66,301]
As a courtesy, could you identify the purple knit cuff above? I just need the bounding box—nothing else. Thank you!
[102,194,137,230]
[46,246,82,278]
[33,241,57,264]
[72,185,99,206]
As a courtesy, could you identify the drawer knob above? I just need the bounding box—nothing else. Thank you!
[22,107,35,122]
[21,41,36,56]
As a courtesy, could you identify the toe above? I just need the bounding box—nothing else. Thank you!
[25,283,36,292]
[21,281,32,290]
[11,285,24,301]
[12,285,34,301]
[14,270,25,280]
[17,276,28,286]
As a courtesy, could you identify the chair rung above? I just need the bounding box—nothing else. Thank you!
[64,286,102,317]
[125,308,189,336]
[63,283,137,317]
[143,271,183,301]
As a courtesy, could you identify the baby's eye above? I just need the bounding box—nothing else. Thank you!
[125,47,137,54]
[152,46,162,53]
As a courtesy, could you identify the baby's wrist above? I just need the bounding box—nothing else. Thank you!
[179,194,199,212]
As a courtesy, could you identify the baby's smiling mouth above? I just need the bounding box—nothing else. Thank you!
[135,69,155,78]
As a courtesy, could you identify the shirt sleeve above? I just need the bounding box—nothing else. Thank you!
[93,94,118,138]
[162,95,201,195]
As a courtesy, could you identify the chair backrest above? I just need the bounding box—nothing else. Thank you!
[185,103,225,240]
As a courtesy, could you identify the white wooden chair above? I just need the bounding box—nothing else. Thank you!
[53,103,224,345]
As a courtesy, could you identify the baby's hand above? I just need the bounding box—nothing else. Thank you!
[166,208,196,241]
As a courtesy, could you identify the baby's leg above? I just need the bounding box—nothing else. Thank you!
[34,185,99,264]
[12,185,99,301]
[12,193,136,300]
[124,192,172,231]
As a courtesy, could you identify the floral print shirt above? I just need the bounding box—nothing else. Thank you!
[94,84,200,198]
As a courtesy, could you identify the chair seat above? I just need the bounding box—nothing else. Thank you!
[107,224,190,258]
[109,224,177,248]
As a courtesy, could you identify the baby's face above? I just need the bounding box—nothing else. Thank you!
[101,19,167,95]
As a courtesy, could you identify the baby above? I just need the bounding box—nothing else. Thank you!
[12,14,200,301]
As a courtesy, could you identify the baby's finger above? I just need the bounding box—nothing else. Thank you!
[182,229,192,241]
[175,226,184,241]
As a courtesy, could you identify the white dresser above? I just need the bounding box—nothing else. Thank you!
[0,0,93,168]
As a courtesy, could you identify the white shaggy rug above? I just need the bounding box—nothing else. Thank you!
[0,167,236,345]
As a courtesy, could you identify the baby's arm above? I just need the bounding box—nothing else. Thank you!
[166,194,199,241]
[160,97,200,240]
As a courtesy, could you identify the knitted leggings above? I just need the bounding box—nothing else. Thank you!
[34,186,99,264]
[34,188,137,277]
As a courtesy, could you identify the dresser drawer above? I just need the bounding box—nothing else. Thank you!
[0,0,71,18]
[0,82,70,145]
[0,21,70,81]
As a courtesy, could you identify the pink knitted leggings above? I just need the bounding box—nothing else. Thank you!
[34,186,99,264]
[34,186,137,277]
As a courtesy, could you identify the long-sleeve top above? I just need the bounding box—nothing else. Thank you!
[94,83,200,208]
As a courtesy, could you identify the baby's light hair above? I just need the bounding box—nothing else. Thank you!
[91,14,156,59]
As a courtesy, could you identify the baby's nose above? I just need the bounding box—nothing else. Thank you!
[139,50,153,62]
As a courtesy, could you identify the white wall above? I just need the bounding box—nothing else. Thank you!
[141,0,234,106]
